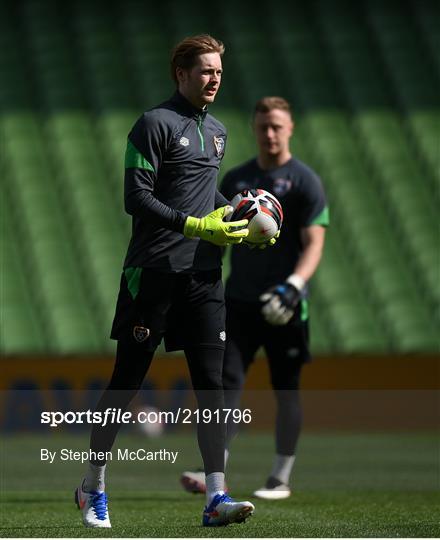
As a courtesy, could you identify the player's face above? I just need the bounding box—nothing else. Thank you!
[177,52,223,109]
[254,109,293,157]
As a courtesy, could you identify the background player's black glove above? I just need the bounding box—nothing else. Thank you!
[259,274,305,325]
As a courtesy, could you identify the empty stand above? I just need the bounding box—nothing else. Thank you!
[1,0,438,355]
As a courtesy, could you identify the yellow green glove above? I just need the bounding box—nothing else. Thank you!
[184,206,249,246]
[245,230,281,250]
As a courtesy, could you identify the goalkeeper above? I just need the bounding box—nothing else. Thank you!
[181,96,329,500]
[75,35,255,529]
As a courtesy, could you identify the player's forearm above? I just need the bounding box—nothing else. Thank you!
[292,227,326,284]
[124,171,186,232]
[125,188,187,232]
[293,244,324,283]
[214,189,229,209]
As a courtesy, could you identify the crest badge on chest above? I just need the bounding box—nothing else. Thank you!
[273,178,292,197]
[213,135,225,157]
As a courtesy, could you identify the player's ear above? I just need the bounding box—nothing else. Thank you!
[176,67,188,86]
[289,119,295,137]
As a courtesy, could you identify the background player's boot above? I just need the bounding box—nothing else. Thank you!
[202,493,254,526]
[75,481,111,528]
[181,469,206,493]
[253,476,291,500]
[181,469,229,494]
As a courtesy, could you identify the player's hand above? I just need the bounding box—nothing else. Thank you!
[184,206,249,246]
[244,230,280,250]
[259,274,304,325]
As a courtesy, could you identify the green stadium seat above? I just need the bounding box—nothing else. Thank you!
[366,0,439,109]
[329,301,390,352]
[382,301,439,352]
[406,111,440,193]
[308,303,336,354]
[1,306,45,353]
[412,0,440,75]
[49,305,101,353]
[315,1,391,109]
[1,187,47,353]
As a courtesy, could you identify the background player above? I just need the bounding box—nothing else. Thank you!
[181,96,329,499]
[75,34,255,528]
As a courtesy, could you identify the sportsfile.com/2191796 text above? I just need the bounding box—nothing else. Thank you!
[40,408,252,428]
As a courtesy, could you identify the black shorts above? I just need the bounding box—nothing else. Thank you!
[223,297,311,390]
[110,268,226,352]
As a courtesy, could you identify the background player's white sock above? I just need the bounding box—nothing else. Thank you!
[83,463,106,492]
[270,454,295,485]
[224,448,230,468]
[205,472,225,504]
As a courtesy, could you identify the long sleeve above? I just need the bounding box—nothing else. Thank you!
[124,113,187,233]
[214,189,230,208]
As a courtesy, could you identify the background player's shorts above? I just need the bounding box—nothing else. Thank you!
[223,297,310,390]
[110,268,226,352]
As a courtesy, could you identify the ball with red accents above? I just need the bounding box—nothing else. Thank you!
[228,189,283,244]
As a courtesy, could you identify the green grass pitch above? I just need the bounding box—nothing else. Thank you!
[0,431,439,537]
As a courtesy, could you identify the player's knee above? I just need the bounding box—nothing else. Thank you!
[273,389,301,411]
[195,369,223,391]
[222,368,245,391]
[270,364,302,391]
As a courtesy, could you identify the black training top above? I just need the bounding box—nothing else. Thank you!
[220,157,329,302]
[123,91,229,272]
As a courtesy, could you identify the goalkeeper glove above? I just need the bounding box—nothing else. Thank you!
[184,206,249,247]
[245,230,280,250]
[259,274,305,325]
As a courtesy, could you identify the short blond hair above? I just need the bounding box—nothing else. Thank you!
[171,34,225,84]
[254,96,293,118]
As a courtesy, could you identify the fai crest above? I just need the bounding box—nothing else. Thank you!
[133,325,150,343]
[273,178,292,197]
[213,135,225,157]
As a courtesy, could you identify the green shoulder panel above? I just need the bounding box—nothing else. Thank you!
[310,206,330,227]
[125,139,154,171]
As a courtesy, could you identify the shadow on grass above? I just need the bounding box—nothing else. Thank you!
[0,493,187,504]
[0,526,84,531]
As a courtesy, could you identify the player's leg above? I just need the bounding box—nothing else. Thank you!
[76,338,154,527]
[254,315,309,499]
[185,345,254,526]
[179,272,254,525]
[253,363,302,499]
[223,299,260,454]
[180,298,259,495]
[185,346,227,492]
[86,339,155,479]
[76,269,171,527]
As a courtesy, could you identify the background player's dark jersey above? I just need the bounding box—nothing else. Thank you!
[123,92,228,273]
[220,157,329,302]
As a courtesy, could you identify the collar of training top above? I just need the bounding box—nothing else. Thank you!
[171,91,208,121]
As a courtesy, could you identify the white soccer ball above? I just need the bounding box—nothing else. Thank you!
[228,189,283,244]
